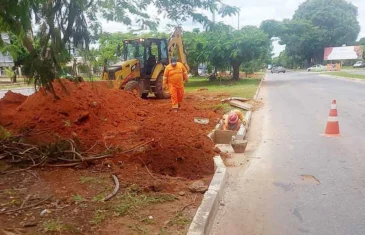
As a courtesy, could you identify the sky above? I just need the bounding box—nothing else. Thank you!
[100,0,365,57]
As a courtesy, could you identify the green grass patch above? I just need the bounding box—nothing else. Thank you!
[79,176,101,184]
[43,220,65,232]
[114,192,176,216]
[196,102,233,114]
[89,210,106,225]
[71,194,85,203]
[323,71,365,80]
[0,84,32,90]
[83,76,103,82]
[185,76,261,98]
[128,223,149,235]
[168,211,191,227]
[92,192,107,202]
[0,126,12,140]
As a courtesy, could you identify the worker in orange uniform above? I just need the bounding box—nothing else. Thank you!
[223,109,247,131]
[163,57,188,111]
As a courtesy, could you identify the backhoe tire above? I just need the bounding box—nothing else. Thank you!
[141,93,148,99]
[124,80,142,98]
[155,73,170,99]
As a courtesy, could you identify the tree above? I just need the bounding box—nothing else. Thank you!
[359,37,365,46]
[292,0,360,64]
[206,26,270,80]
[260,20,284,38]
[0,33,29,82]
[294,0,360,47]
[183,29,208,76]
[0,0,238,92]
[97,32,135,67]
[262,0,360,67]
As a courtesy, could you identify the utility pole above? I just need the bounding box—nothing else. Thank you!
[237,10,240,30]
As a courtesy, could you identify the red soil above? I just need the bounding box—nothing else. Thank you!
[0,80,220,179]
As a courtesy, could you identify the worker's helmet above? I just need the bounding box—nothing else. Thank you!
[171,57,178,66]
[228,112,239,124]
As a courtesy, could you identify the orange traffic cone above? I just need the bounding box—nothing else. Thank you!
[323,100,340,137]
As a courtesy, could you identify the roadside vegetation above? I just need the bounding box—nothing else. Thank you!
[262,0,365,70]
[323,71,365,80]
[185,76,262,97]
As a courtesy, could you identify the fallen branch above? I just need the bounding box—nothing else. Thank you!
[45,162,81,167]
[144,165,159,181]
[2,157,47,175]
[0,196,52,214]
[179,195,198,212]
[20,195,32,208]
[120,139,155,155]
[103,175,120,201]
[137,156,160,181]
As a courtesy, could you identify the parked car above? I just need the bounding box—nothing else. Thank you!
[353,61,365,68]
[271,66,286,73]
[307,64,326,72]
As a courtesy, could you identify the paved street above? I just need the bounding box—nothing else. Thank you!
[211,72,365,235]
[0,87,34,99]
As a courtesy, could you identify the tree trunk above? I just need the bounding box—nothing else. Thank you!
[12,74,17,83]
[306,57,311,68]
[232,62,241,81]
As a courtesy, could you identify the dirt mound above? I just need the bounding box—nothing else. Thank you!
[0,91,28,122]
[0,80,220,179]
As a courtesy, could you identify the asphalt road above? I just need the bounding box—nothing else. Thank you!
[211,72,365,235]
[0,87,34,99]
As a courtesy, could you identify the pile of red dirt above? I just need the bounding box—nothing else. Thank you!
[0,80,221,179]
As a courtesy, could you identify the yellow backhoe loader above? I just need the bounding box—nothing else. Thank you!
[102,27,190,99]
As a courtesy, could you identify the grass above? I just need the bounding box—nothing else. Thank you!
[114,192,176,216]
[0,77,32,90]
[128,223,149,235]
[323,71,365,80]
[79,176,100,184]
[0,84,32,90]
[64,120,72,127]
[43,220,65,232]
[168,211,191,227]
[71,194,85,203]
[92,192,107,202]
[89,210,106,225]
[0,126,12,140]
[185,76,262,98]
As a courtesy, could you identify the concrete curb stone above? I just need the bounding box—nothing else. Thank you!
[187,75,265,235]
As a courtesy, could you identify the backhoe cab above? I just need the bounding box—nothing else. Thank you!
[102,27,189,99]
[103,37,169,98]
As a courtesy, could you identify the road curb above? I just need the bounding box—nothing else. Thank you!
[187,75,265,235]
[187,155,227,235]
[244,76,264,130]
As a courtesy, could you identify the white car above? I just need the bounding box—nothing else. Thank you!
[307,64,326,72]
[353,61,365,68]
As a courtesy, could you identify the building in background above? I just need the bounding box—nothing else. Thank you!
[0,33,14,77]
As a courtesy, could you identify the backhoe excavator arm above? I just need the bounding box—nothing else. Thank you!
[167,26,190,73]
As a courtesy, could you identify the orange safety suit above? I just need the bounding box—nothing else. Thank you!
[163,62,188,109]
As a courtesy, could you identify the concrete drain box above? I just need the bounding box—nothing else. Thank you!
[210,130,237,144]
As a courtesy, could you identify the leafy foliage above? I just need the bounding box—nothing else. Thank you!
[261,0,360,67]
[0,0,238,91]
